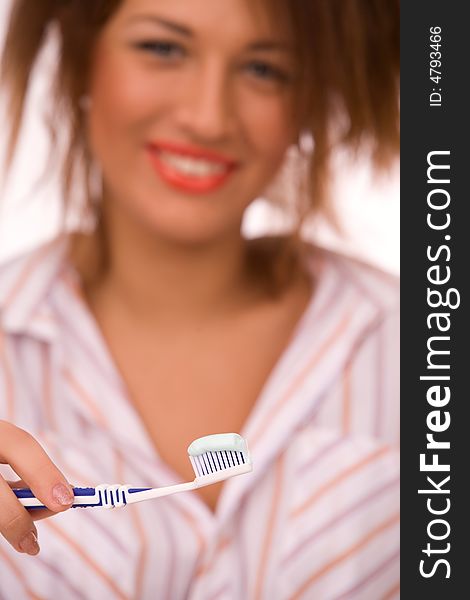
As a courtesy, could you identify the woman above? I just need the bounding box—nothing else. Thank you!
[0,0,400,598]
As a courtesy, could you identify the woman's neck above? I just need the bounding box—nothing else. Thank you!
[71,210,260,327]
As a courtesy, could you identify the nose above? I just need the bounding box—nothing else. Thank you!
[175,59,235,143]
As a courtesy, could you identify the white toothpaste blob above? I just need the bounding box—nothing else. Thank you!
[187,433,248,457]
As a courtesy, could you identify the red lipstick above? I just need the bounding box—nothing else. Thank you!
[146,141,238,194]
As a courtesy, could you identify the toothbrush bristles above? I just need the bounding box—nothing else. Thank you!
[190,450,247,478]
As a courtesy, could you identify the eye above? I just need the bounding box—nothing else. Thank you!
[244,61,290,84]
[133,40,186,60]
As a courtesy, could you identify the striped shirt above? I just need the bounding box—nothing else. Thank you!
[0,237,399,600]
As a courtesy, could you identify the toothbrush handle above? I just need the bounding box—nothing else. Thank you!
[14,487,100,509]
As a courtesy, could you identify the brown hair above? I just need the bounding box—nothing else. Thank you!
[1,1,121,213]
[1,0,399,235]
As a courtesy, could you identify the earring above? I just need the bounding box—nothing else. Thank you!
[298,130,314,155]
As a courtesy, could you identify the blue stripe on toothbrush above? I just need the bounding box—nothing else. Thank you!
[14,487,99,509]
[15,487,153,509]
[71,487,153,508]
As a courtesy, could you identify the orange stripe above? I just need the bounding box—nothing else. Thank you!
[38,431,98,487]
[41,345,56,431]
[254,455,285,600]
[44,520,130,600]
[128,505,149,600]
[0,329,15,422]
[342,364,351,435]
[64,465,97,487]
[171,502,206,554]
[62,368,108,428]
[115,449,148,600]
[1,244,51,312]
[289,512,400,600]
[0,545,47,600]
[193,535,232,579]
[62,267,85,302]
[170,500,207,577]
[250,312,353,447]
[291,446,390,518]
[32,312,55,323]
[382,581,400,599]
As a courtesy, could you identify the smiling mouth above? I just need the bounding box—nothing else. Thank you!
[146,143,238,194]
[158,151,228,178]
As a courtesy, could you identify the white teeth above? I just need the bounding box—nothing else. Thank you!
[159,151,227,178]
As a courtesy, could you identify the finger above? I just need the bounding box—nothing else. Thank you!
[0,475,40,555]
[7,481,59,521]
[0,421,74,513]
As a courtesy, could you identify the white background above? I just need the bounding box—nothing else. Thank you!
[0,0,399,272]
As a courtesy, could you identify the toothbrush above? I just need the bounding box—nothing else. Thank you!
[14,433,252,510]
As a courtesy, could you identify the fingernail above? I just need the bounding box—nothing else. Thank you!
[19,531,40,556]
[52,483,74,506]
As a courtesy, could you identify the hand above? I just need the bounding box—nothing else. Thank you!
[0,420,74,556]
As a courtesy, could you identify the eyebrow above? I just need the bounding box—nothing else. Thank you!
[126,14,293,52]
[126,15,192,36]
[247,41,294,53]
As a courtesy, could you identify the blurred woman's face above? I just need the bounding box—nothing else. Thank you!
[88,0,297,243]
